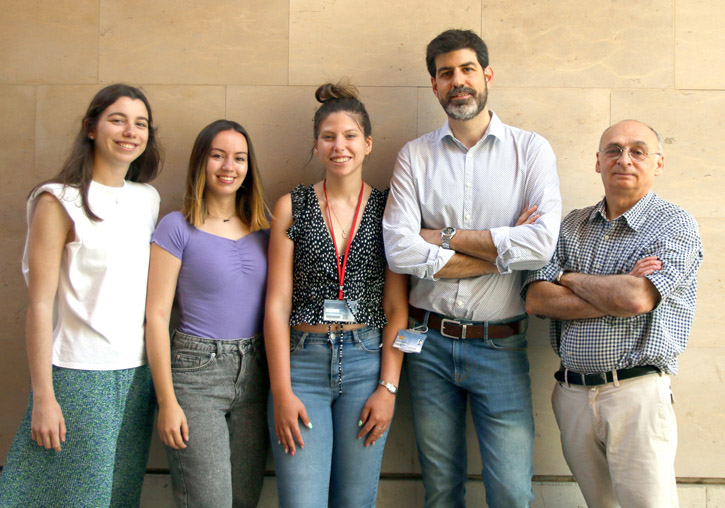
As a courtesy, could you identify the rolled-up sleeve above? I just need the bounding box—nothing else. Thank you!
[383,144,454,280]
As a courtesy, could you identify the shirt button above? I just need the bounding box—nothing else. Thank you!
[466,182,472,188]
[457,301,463,307]
[465,214,471,220]
[604,235,609,240]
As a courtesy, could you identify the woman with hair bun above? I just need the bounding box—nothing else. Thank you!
[265,82,408,507]
[0,84,162,507]
[145,119,270,508]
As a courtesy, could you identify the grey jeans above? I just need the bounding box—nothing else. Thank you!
[166,331,269,508]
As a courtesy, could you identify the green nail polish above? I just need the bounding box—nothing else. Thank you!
[358,420,363,427]
[306,422,313,429]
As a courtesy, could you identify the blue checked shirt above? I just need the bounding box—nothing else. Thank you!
[383,112,561,321]
[522,191,703,374]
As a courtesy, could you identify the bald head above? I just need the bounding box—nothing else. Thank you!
[599,120,663,153]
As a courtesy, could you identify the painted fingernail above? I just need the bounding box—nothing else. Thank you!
[278,440,281,445]
[358,420,363,427]
[306,422,313,429]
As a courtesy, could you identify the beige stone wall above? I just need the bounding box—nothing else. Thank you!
[1,0,723,482]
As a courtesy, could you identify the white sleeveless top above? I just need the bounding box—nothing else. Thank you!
[22,181,160,370]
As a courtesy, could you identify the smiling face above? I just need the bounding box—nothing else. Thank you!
[431,48,492,122]
[313,111,372,179]
[204,129,248,198]
[596,120,664,209]
[90,96,149,171]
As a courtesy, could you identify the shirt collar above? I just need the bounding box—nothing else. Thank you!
[437,110,503,149]
[589,190,656,231]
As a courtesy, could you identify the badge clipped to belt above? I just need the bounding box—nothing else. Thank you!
[393,311,430,354]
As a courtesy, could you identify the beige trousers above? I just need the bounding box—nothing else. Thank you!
[552,373,679,508]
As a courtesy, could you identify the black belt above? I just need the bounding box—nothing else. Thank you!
[555,365,660,386]
[409,305,525,340]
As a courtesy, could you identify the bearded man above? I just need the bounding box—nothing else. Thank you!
[383,29,562,508]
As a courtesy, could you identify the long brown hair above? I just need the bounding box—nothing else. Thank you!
[31,84,163,221]
[183,120,269,231]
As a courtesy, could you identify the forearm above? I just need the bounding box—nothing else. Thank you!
[264,311,294,397]
[525,281,606,320]
[560,272,659,317]
[435,252,498,279]
[449,229,497,262]
[25,304,56,400]
[145,316,177,407]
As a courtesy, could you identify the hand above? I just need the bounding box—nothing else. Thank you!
[30,396,66,452]
[515,204,540,226]
[629,256,662,277]
[273,391,311,456]
[157,401,189,449]
[357,385,395,447]
[419,228,441,246]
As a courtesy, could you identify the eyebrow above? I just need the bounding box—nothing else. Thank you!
[107,112,150,123]
[210,147,247,155]
[603,140,649,148]
[437,61,478,75]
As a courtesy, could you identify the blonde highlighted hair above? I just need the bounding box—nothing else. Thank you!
[183,119,269,230]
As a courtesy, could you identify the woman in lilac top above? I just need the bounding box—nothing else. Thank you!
[145,120,270,508]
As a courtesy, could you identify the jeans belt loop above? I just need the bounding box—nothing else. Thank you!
[483,321,489,341]
[564,368,570,388]
[612,369,620,387]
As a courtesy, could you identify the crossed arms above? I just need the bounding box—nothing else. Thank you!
[525,256,662,320]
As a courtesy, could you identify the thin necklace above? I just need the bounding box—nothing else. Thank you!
[329,205,348,239]
[207,213,235,223]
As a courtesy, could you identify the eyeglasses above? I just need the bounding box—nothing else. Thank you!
[599,145,662,162]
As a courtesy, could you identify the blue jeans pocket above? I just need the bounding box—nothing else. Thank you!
[487,333,528,352]
[354,329,382,353]
[170,349,216,372]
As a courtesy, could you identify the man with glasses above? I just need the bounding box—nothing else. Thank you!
[523,120,703,507]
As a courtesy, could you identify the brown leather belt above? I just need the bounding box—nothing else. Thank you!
[409,305,525,340]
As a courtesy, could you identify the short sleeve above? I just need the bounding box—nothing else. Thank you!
[151,211,191,260]
[286,184,308,241]
[643,213,703,302]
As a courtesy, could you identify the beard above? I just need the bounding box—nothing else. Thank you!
[440,81,488,121]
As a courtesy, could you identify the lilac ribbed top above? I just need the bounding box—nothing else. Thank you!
[152,211,268,340]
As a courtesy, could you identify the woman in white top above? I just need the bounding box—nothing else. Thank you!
[0,84,162,508]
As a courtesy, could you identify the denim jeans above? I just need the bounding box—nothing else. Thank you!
[405,314,534,508]
[166,331,269,508]
[269,326,388,508]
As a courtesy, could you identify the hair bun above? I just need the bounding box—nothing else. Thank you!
[315,81,359,103]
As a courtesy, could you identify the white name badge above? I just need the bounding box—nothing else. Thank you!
[323,299,358,323]
[393,329,428,353]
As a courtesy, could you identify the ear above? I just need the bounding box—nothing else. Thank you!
[313,140,318,156]
[365,136,373,155]
[595,152,602,174]
[484,65,494,86]
[431,76,438,98]
[654,154,664,176]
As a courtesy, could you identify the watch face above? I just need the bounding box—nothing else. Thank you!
[442,227,455,236]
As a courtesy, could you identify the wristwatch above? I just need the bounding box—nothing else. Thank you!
[441,227,457,249]
[555,269,567,285]
[378,380,398,395]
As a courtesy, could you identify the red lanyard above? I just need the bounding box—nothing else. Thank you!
[323,179,365,300]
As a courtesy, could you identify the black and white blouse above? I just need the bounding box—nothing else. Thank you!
[287,184,388,328]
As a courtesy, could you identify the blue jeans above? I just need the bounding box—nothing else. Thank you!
[269,326,388,508]
[405,314,534,508]
[166,331,269,508]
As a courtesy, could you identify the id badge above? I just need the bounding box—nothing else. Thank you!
[393,328,428,354]
[323,299,358,323]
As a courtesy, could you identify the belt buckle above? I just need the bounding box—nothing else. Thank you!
[440,318,464,339]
